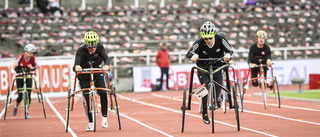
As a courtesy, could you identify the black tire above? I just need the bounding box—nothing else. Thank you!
[4,88,10,120]
[232,83,240,131]
[40,87,46,118]
[210,83,215,133]
[181,84,187,133]
[65,88,71,132]
[261,81,267,109]
[23,91,28,119]
[241,78,246,112]
[112,86,121,130]
[274,77,281,108]
[91,92,97,132]
[236,79,243,112]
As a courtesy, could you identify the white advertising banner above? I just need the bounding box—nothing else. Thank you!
[1,58,319,93]
[0,57,75,96]
[133,59,320,92]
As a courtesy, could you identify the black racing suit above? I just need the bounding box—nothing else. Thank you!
[186,34,234,115]
[73,43,111,122]
[247,43,271,87]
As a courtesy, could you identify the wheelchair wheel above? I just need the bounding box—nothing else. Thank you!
[181,84,187,133]
[111,86,121,130]
[241,78,246,111]
[91,92,97,132]
[232,83,240,131]
[261,81,267,109]
[65,88,71,132]
[274,77,281,108]
[236,79,243,112]
[210,83,215,133]
[4,88,10,120]
[39,87,46,118]
[23,91,28,119]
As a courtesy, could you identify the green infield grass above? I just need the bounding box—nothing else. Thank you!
[268,90,320,100]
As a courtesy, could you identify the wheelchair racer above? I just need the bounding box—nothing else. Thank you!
[186,21,234,124]
[73,31,111,131]
[10,44,37,119]
[247,30,272,88]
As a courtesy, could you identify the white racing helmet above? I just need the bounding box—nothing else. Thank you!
[24,44,36,52]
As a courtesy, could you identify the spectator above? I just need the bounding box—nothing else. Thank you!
[248,30,272,87]
[19,0,30,4]
[36,0,49,15]
[155,42,171,90]
[44,49,59,56]
[47,0,63,17]
[186,21,233,124]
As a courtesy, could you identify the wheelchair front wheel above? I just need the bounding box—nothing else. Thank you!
[273,77,281,108]
[232,83,240,131]
[111,86,121,130]
[261,81,267,109]
[236,79,243,112]
[181,84,187,133]
[23,91,28,119]
[65,88,71,132]
[4,88,10,120]
[91,92,97,132]
[39,87,46,118]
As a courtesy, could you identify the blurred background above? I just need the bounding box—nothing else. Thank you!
[0,0,319,93]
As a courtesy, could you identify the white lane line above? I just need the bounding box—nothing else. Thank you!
[244,109,320,126]
[118,94,277,137]
[152,93,199,104]
[153,93,320,126]
[244,100,320,112]
[120,112,173,137]
[98,103,173,137]
[46,98,77,137]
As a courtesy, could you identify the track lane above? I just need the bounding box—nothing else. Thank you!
[1,87,319,137]
[146,90,320,137]
[48,96,175,136]
[118,93,278,136]
[0,98,71,137]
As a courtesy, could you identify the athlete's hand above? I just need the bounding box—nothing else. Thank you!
[102,65,110,71]
[249,63,257,68]
[11,69,16,75]
[75,65,82,72]
[223,53,231,61]
[27,64,34,70]
[190,54,198,62]
[267,59,272,67]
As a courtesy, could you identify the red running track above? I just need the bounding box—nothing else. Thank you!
[0,85,319,137]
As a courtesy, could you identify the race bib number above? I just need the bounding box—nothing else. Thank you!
[195,85,208,100]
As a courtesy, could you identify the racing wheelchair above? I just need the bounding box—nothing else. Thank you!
[242,59,280,109]
[181,58,240,133]
[4,68,46,120]
[65,66,121,132]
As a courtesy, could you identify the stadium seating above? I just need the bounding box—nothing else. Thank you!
[0,0,319,67]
